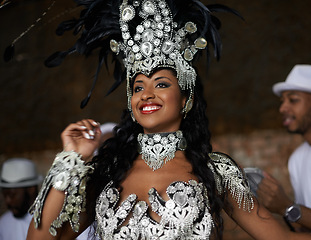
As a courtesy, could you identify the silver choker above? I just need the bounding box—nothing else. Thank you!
[137,130,187,171]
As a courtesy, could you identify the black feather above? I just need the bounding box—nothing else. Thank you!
[44,47,75,67]
[3,0,56,62]
[56,19,79,36]
[80,93,91,109]
[80,47,107,109]
[44,51,67,67]
[105,59,124,95]
[207,4,244,21]
[3,44,15,62]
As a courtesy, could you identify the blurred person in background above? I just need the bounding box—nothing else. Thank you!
[257,64,311,232]
[0,158,42,240]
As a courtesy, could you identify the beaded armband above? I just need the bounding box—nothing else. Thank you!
[29,151,94,236]
[207,152,254,212]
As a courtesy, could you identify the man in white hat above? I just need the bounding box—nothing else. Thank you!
[0,158,43,240]
[257,64,311,232]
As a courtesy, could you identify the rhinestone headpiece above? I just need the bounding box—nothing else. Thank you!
[110,0,208,110]
[4,0,240,109]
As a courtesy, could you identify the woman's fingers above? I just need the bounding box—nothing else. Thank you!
[61,119,101,154]
[77,119,100,140]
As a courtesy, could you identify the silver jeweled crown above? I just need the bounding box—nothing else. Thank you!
[110,0,208,110]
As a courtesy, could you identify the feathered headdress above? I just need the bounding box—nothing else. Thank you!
[4,0,241,109]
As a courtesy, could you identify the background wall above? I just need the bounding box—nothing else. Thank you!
[0,0,311,239]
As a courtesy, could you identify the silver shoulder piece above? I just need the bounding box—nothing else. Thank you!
[29,151,94,236]
[207,152,254,212]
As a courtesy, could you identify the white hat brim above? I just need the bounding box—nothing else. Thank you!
[273,82,311,97]
[0,175,43,188]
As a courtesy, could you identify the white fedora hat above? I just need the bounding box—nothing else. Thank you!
[273,64,311,96]
[0,158,43,188]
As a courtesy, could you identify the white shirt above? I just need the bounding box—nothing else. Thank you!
[76,224,100,240]
[0,210,100,240]
[0,211,32,240]
[288,141,311,207]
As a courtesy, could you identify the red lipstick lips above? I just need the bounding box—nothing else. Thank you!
[140,103,161,114]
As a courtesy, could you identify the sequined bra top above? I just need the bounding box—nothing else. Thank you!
[96,180,213,239]
[95,153,254,239]
[30,152,254,239]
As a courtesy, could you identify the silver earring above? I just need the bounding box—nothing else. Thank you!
[130,111,136,122]
[182,98,193,119]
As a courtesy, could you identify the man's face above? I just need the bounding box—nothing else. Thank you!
[2,187,31,218]
[279,90,311,135]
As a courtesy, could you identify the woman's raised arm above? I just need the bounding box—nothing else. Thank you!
[27,119,101,239]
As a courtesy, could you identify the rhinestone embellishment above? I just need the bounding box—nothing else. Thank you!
[110,0,208,111]
[137,130,186,171]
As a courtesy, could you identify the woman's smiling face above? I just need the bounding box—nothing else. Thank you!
[131,69,186,133]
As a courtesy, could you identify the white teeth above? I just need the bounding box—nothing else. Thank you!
[143,105,160,111]
[283,116,293,126]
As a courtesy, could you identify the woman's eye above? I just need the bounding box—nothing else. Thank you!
[134,86,143,93]
[156,82,170,88]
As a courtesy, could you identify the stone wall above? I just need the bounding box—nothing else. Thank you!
[213,130,303,239]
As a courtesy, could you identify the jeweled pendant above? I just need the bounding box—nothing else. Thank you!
[184,48,194,61]
[132,44,140,53]
[162,40,174,54]
[142,21,149,29]
[142,29,154,42]
[173,192,188,207]
[141,42,153,56]
[128,51,135,63]
[134,201,147,217]
[135,53,142,60]
[137,131,187,171]
[185,22,197,33]
[143,0,156,15]
[121,6,135,22]
[195,37,207,49]
[178,137,187,150]
[110,39,119,53]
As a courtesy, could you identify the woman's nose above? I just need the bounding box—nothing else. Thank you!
[141,88,155,100]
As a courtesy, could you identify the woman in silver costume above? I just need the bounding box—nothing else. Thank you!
[23,0,311,239]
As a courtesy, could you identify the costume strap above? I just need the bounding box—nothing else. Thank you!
[208,152,254,212]
[29,151,94,236]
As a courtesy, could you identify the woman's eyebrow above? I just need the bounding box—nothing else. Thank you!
[134,75,172,84]
[133,79,143,84]
[154,76,172,82]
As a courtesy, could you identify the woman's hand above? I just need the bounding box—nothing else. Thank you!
[61,119,102,161]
